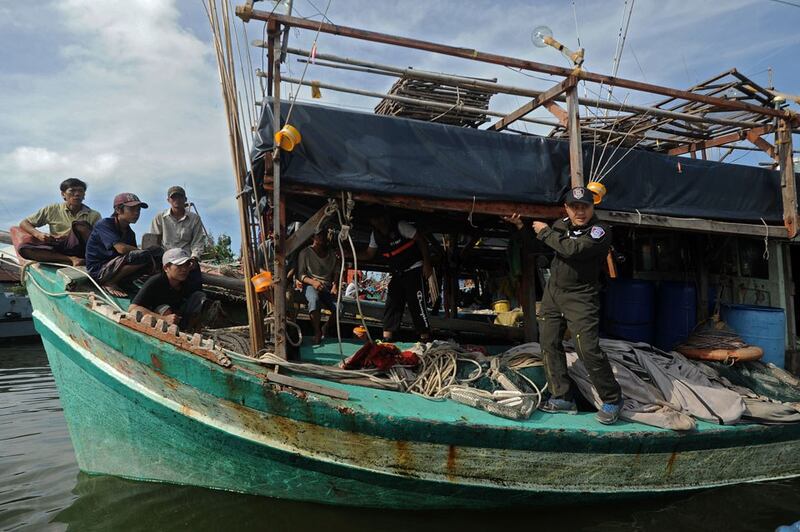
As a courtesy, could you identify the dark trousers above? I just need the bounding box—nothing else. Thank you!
[383,267,430,336]
[538,283,621,403]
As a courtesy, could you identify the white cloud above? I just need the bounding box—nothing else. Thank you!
[8,146,119,178]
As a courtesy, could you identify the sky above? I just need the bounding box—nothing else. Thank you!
[1,0,799,250]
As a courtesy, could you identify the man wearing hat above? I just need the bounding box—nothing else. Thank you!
[149,186,207,292]
[516,186,623,424]
[85,193,159,296]
[297,225,339,345]
[128,248,209,331]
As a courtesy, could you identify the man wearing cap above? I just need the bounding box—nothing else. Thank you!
[149,186,207,292]
[85,193,159,297]
[297,226,339,345]
[512,186,623,424]
[128,248,209,331]
[15,178,101,266]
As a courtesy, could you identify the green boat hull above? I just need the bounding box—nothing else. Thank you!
[27,265,800,508]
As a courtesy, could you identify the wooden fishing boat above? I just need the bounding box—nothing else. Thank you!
[26,264,800,508]
[26,2,800,509]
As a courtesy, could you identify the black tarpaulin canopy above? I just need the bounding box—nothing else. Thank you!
[253,99,785,223]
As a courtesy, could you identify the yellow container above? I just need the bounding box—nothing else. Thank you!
[493,299,510,313]
[251,270,273,293]
[274,124,302,152]
[586,181,606,205]
[353,326,367,339]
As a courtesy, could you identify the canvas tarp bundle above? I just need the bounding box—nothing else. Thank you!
[254,100,787,223]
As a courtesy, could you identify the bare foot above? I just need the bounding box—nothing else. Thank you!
[70,257,85,267]
[102,284,128,297]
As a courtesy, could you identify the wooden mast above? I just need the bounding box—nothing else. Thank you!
[269,21,288,359]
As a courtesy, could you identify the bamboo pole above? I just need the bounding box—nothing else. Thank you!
[208,1,264,354]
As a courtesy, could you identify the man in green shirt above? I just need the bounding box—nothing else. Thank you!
[16,178,101,266]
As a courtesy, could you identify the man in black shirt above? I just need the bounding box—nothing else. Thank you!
[128,248,207,331]
[356,208,433,342]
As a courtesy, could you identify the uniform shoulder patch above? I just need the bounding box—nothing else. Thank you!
[589,225,606,239]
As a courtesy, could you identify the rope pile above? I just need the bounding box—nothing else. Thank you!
[398,343,483,398]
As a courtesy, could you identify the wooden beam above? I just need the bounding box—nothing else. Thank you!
[746,129,777,160]
[566,82,584,188]
[271,31,288,359]
[266,371,350,400]
[285,202,335,256]
[520,227,538,342]
[544,101,568,126]
[778,118,798,238]
[666,125,774,156]
[489,77,574,131]
[266,182,566,220]
[596,210,789,238]
[238,9,792,120]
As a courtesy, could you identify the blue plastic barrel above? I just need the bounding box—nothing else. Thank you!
[721,304,786,368]
[603,279,655,344]
[655,282,697,351]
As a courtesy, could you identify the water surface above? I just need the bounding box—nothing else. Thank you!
[2,342,799,531]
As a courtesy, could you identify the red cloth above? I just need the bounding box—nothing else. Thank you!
[342,342,420,371]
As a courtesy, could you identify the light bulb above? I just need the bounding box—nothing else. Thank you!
[724,88,739,99]
[532,26,553,48]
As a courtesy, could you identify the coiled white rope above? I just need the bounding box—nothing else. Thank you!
[14,259,124,312]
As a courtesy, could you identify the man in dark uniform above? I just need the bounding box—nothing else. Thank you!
[533,186,623,424]
[357,208,433,343]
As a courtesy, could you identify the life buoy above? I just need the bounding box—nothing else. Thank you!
[677,345,763,363]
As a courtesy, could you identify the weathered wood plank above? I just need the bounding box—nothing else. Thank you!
[596,210,789,238]
[566,83,584,188]
[778,118,798,238]
[266,371,350,400]
[285,202,335,256]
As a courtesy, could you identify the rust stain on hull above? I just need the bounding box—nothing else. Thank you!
[396,440,412,474]
[665,451,678,477]
[446,444,458,481]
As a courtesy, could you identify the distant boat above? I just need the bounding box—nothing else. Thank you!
[0,242,36,339]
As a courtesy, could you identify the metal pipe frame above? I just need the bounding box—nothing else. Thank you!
[239,9,794,121]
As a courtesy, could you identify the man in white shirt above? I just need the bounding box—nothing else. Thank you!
[149,186,207,290]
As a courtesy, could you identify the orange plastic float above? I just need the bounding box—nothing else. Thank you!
[677,345,763,363]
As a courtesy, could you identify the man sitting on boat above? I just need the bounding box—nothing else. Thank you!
[357,207,433,343]
[85,193,160,297]
[147,185,207,292]
[14,178,101,267]
[297,225,339,345]
[128,248,209,331]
